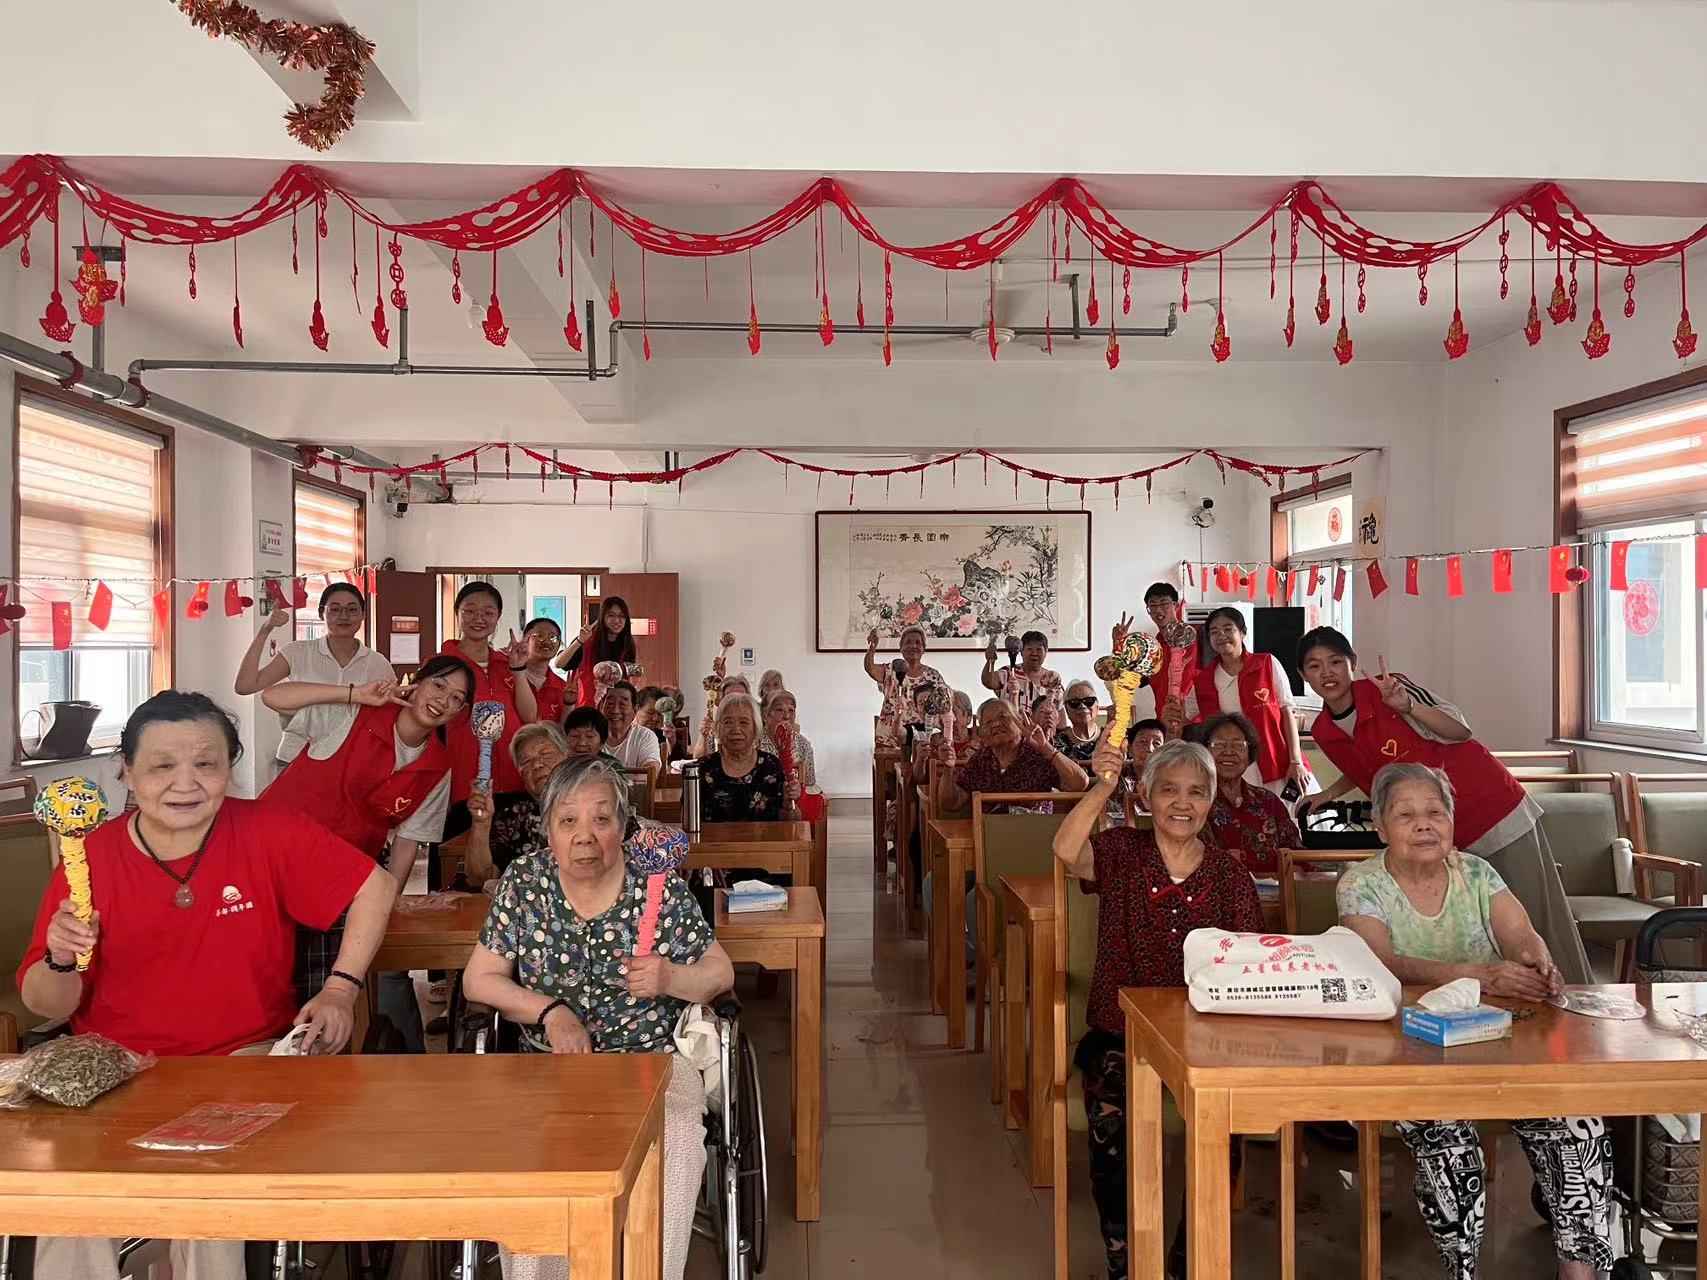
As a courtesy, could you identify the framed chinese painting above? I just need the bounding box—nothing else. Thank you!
[815,510,1092,651]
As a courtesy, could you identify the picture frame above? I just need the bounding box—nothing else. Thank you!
[815,509,1092,651]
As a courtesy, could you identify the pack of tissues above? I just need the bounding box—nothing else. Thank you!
[1401,979,1513,1047]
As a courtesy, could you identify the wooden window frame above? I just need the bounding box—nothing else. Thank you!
[1270,473,1353,572]
[11,376,175,765]
[292,472,368,642]
[1554,361,1707,747]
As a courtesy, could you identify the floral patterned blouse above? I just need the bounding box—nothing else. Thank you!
[480,853,712,1053]
[485,794,545,876]
[953,742,1063,814]
[996,666,1066,721]
[702,750,787,822]
[879,664,947,735]
[1203,781,1302,877]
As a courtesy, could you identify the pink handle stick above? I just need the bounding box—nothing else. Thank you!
[635,872,668,957]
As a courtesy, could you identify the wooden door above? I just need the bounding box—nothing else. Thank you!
[594,573,679,691]
[373,570,440,677]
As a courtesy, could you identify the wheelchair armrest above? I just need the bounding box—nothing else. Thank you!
[711,990,742,1021]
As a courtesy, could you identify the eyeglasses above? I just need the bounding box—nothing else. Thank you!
[323,606,363,620]
[1065,697,1098,709]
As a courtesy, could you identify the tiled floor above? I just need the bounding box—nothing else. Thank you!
[370,813,1646,1279]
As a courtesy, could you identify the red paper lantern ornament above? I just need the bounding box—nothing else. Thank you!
[37,195,75,344]
[89,581,113,631]
[1442,253,1469,360]
[1675,253,1698,360]
[72,216,118,327]
[1547,242,1571,326]
[483,252,510,348]
[0,586,25,637]
[185,580,212,620]
[1581,260,1611,360]
[1209,253,1231,363]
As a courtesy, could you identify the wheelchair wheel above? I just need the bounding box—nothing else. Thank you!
[736,1031,769,1276]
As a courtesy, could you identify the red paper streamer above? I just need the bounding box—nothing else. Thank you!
[1445,555,1465,599]
[1366,560,1389,598]
[1264,566,1279,602]
[1492,549,1514,594]
[1404,558,1420,596]
[88,581,113,630]
[1610,541,1630,591]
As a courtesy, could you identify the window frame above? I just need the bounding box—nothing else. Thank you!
[11,377,175,764]
[1270,474,1354,570]
[1557,361,1707,751]
[292,472,368,644]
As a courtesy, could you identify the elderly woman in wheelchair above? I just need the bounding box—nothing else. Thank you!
[463,756,734,1280]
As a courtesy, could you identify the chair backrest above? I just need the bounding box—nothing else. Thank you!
[1056,814,1151,1047]
[973,792,1073,891]
[622,769,655,820]
[1531,774,1626,897]
[1510,762,1597,796]
[1626,774,1707,870]
[1494,748,1580,773]
[1278,849,1378,933]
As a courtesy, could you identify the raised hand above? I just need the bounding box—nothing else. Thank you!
[1090,730,1125,787]
[351,679,409,708]
[624,953,674,1000]
[501,629,530,668]
[1371,656,1412,714]
[265,605,293,632]
[866,628,880,651]
[984,635,998,662]
[1112,611,1135,651]
[44,899,98,969]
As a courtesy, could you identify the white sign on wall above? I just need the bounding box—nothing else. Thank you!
[257,519,284,557]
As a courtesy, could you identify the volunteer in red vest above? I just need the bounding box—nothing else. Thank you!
[19,691,394,1280]
[555,594,641,709]
[518,615,569,728]
[1176,606,1317,798]
[441,579,537,810]
[1296,625,1590,984]
[1144,581,1202,711]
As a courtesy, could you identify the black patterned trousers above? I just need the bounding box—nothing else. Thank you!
[1394,1117,1613,1279]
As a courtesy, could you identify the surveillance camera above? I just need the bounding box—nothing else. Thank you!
[1200,497,1215,511]
[385,497,409,518]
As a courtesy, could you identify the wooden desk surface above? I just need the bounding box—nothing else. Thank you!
[690,821,813,852]
[998,874,1055,922]
[0,1053,669,1198]
[382,892,491,944]
[1120,983,1707,1089]
[927,816,973,848]
[714,887,826,940]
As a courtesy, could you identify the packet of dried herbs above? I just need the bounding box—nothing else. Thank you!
[10,1034,155,1108]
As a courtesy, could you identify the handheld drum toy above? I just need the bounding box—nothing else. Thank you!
[917,682,953,756]
[592,660,623,708]
[1094,629,1163,784]
[471,701,505,794]
[35,777,110,970]
[627,821,690,957]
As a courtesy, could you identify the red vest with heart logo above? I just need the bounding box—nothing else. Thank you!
[1309,678,1525,849]
[1193,655,1289,783]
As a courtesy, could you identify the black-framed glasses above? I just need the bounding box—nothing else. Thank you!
[1065,697,1098,709]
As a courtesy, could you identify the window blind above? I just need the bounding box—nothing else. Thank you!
[1570,387,1707,526]
[294,482,362,579]
[16,397,163,647]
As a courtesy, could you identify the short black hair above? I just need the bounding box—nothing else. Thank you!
[1020,629,1048,648]
[564,705,609,743]
[1202,711,1261,760]
[120,691,244,766]
[1297,625,1356,669]
[1127,717,1167,744]
[1203,606,1246,636]
[605,680,638,704]
[522,616,562,638]
[1143,581,1180,604]
[454,580,503,613]
[318,582,366,616]
[635,685,666,707]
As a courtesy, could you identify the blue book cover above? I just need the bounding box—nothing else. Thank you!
[1401,1004,1513,1047]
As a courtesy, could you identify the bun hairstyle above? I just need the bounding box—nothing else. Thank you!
[120,691,244,766]
[454,580,503,613]
[399,653,476,741]
[318,582,367,616]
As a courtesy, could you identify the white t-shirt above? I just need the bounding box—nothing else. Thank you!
[273,638,396,762]
[293,702,451,844]
[608,724,663,771]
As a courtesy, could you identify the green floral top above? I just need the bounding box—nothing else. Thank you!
[1336,851,1508,966]
[480,854,712,1053]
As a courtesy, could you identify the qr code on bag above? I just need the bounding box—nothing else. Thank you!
[1321,978,1347,1004]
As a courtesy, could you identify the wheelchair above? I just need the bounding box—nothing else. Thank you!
[458,991,769,1280]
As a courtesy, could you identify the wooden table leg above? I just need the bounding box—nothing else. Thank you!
[872,757,885,874]
[1357,1121,1381,1280]
[1186,1088,1233,1280]
[930,833,948,1017]
[1279,1123,1296,1280]
[1026,917,1056,1187]
[569,1196,620,1280]
[793,936,824,1221]
[946,840,967,1050]
[811,818,828,913]
[1001,915,1026,1125]
[1127,1048,1165,1280]
[622,1134,663,1280]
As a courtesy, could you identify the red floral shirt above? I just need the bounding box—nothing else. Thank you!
[1203,782,1302,877]
[954,742,1061,813]
[1081,825,1263,1033]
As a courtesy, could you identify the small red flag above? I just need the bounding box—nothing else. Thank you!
[1445,555,1465,599]
[1367,560,1389,598]
[264,578,291,610]
[1200,564,1211,601]
[1264,566,1279,602]
[1307,564,1321,596]
[1184,563,1195,585]
[1214,564,1233,593]
[185,580,212,619]
[1492,549,1514,594]
[51,601,73,650]
[224,580,250,617]
[88,581,113,631]
[1333,565,1347,602]
[1404,558,1421,596]
[364,565,378,597]
[1548,545,1572,594]
[1285,568,1300,602]
[1245,567,1260,601]
[1609,541,1630,591]
[291,577,308,608]
[152,589,171,632]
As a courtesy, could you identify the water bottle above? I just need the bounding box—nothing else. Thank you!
[681,758,703,836]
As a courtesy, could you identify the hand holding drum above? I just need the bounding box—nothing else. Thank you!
[35,777,110,971]
[1094,630,1163,784]
[471,701,505,794]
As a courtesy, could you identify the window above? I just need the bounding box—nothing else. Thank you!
[1273,480,1354,655]
[1563,372,1707,751]
[14,386,172,755]
[292,477,365,643]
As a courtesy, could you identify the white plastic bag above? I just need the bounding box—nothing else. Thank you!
[1183,926,1401,1021]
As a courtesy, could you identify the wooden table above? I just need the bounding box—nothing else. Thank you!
[0,1054,670,1279]
[997,874,1056,1187]
[356,891,491,1050]
[715,888,826,1222]
[686,822,814,891]
[654,787,682,825]
[1120,983,1707,1280]
[872,744,901,874]
[926,816,974,1047]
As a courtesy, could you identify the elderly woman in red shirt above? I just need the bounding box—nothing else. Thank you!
[1053,735,1263,1280]
[1200,711,1302,876]
[938,698,1087,815]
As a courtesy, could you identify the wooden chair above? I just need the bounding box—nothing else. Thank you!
[1492,747,1580,772]
[621,768,656,820]
[1625,772,1707,905]
[1277,849,1378,934]
[971,792,1072,1062]
[893,758,915,902]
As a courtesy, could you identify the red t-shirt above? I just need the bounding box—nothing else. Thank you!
[441,639,527,800]
[17,798,375,1057]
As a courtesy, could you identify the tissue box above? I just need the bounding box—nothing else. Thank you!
[1401,1004,1513,1047]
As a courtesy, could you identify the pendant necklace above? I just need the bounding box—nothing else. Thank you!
[133,812,218,909]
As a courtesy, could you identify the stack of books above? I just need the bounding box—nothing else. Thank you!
[1400,1003,1513,1047]
[726,880,789,914]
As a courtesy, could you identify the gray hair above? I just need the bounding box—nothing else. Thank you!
[539,755,631,837]
[763,688,797,715]
[976,696,1017,723]
[1139,738,1216,793]
[716,691,762,730]
[1371,762,1456,822]
[719,674,751,696]
[951,689,974,717]
[1065,679,1097,702]
[759,668,784,691]
[899,623,927,646]
[509,720,568,768]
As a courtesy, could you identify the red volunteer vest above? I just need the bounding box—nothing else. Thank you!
[1309,678,1525,850]
[261,703,450,860]
[1194,656,1288,783]
[531,668,568,728]
[441,639,525,800]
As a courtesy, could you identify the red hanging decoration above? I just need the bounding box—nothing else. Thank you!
[308,210,329,350]
[187,245,198,300]
[1180,264,1189,314]
[1525,221,1543,346]
[1209,252,1230,363]
[0,587,23,637]
[1213,564,1233,593]
[1404,558,1420,596]
[563,213,582,351]
[1268,211,1277,299]
[1264,566,1279,602]
[987,266,1000,360]
[747,251,762,356]
[223,579,252,617]
[118,234,126,306]
[607,218,621,319]
[37,195,74,343]
[1548,545,1574,594]
[556,210,564,278]
[369,227,388,348]
[1284,209,1297,348]
[1306,564,1321,596]
[1064,213,1071,267]
[1609,540,1631,591]
[1623,266,1636,320]
[1445,555,1465,599]
[1581,259,1611,360]
[882,250,893,367]
[19,225,30,269]
[291,208,299,275]
[1333,565,1347,602]
[1442,252,1469,360]
[1497,218,1510,300]
[89,582,113,631]
[482,252,509,347]
[185,580,212,620]
[231,238,244,348]
[1332,256,1354,365]
[1676,253,1698,360]
[1086,249,1100,327]
[1416,261,1428,307]
[1122,265,1132,315]
[1366,560,1389,598]
[1049,203,1058,283]
[1355,263,1366,314]
[1491,549,1514,594]
[1568,253,1579,320]
[1547,241,1570,326]
[1105,257,1120,370]
[856,237,866,327]
[349,208,359,309]
[1314,237,1330,326]
[72,216,117,327]
[450,249,462,304]
[51,601,73,651]
[641,250,653,361]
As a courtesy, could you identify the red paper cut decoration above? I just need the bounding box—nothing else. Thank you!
[1525,297,1543,347]
[51,601,73,650]
[1333,565,1347,602]
[1122,265,1131,315]
[72,216,118,327]
[747,252,761,356]
[450,250,462,304]
[1105,328,1120,371]
[1445,555,1465,599]
[1086,255,1100,327]
[1625,580,1659,636]
[264,578,289,610]
[1497,219,1510,300]
[1214,564,1234,593]
[1404,558,1420,596]
[187,246,198,301]
[482,252,509,347]
[224,579,252,616]
[88,581,113,631]
[184,580,211,619]
[388,234,406,310]
[370,228,388,348]
[1285,568,1300,602]
[231,240,244,348]
[1677,253,1698,360]
[37,195,74,343]
[1442,253,1468,359]
[1569,254,1579,320]
[1417,261,1429,307]
[291,577,308,608]
[1264,566,1279,601]
[1209,252,1230,363]
[1356,263,1366,314]
[308,210,329,350]
[1366,560,1389,598]
[1492,549,1514,594]
[1610,541,1631,591]
[1314,238,1331,326]
[1547,244,1571,326]
[1268,213,1277,299]
[1624,267,1637,320]
[1333,318,1354,366]
[1581,303,1611,362]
